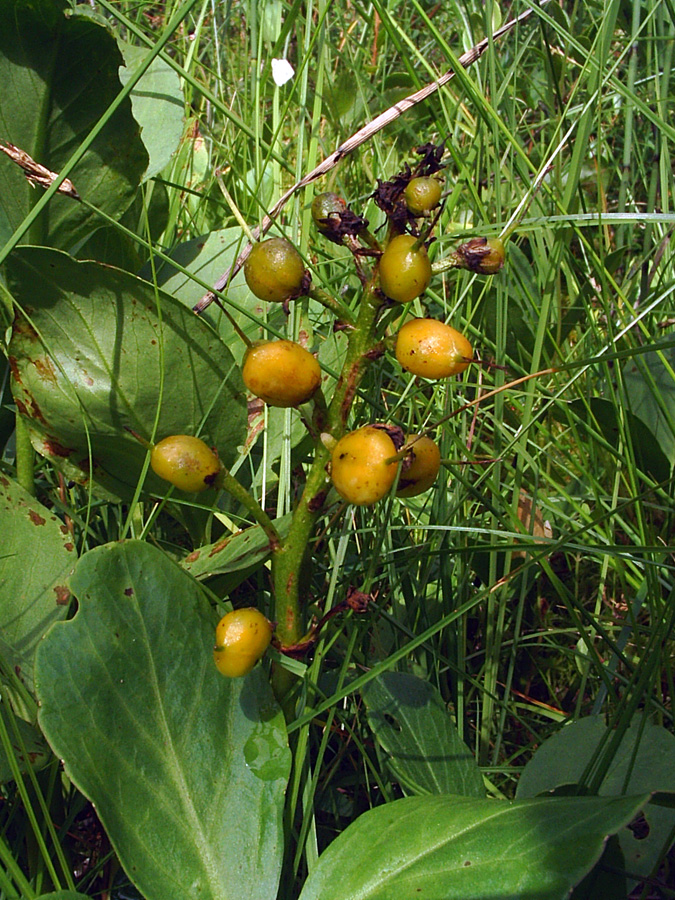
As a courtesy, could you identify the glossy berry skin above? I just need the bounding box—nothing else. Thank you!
[150,435,221,492]
[244,237,306,303]
[379,234,432,304]
[213,608,274,678]
[311,192,347,233]
[404,177,442,216]
[395,318,473,379]
[331,426,399,506]
[397,436,441,497]
[242,340,321,407]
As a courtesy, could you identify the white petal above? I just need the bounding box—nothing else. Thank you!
[272,58,294,86]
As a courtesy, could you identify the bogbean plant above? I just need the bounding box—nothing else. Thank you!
[239,151,491,671]
[156,150,485,680]
[0,4,666,899]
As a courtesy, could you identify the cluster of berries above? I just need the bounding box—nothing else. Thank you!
[148,151,505,674]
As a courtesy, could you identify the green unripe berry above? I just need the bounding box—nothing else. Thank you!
[404,177,442,216]
[311,192,347,234]
[244,237,307,303]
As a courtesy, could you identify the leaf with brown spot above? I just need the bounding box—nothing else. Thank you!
[35,541,290,900]
[8,247,246,501]
[182,515,292,592]
[54,585,71,606]
[0,476,76,692]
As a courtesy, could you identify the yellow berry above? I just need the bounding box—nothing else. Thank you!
[395,318,473,379]
[331,426,399,506]
[242,340,321,407]
[213,608,274,678]
[244,237,306,303]
[150,435,221,493]
[379,235,432,304]
[397,436,442,497]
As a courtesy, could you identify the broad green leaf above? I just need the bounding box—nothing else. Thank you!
[298,793,646,900]
[36,541,290,900]
[7,247,246,500]
[0,0,147,250]
[0,700,51,783]
[75,181,170,269]
[622,347,675,469]
[361,672,484,797]
[0,474,75,691]
[73,224,142,272]
[182,514,292,581]
[517,716,675,881]
[119,42,184,181]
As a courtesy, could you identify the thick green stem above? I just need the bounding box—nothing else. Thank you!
[15,412,35,497]
[271,286,384,658]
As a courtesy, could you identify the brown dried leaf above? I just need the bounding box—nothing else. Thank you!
[0,142,80,200]
[514,491,553,559]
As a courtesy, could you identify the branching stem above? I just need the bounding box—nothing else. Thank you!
[271,286,384,675]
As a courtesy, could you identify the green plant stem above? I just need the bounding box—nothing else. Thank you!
[431,254,468,274]
[14,412,35,496]
[308,287,356,325]
[271,286,384,662]
[217,467,281,549]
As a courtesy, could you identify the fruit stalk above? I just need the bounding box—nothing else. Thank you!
[308,287,356,326]
[217,467,281,549]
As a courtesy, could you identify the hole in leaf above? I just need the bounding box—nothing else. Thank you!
[627,812,650,841]
[383,713,402,732]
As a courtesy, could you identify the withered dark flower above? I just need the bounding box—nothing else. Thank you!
[452,237,506,274]
[316,208,370,245]
[413,142,446,176]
